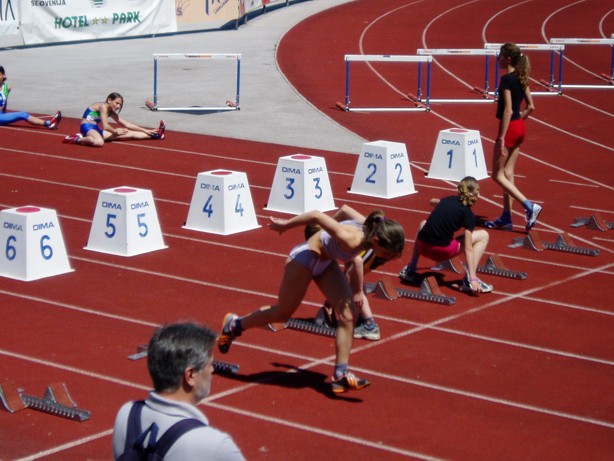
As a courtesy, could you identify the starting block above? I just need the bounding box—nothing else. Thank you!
[0,206,73,281]
[0,382,90,422]
[571,213,613,232]
[265,154,336,215]
[184,169,260,235]
[127,345,239,374]
[349,140,417,198]
[85,187,167,257]
[510,231,600,256]
[432,255,527,280]
[366,276,456,306]
[427,128,489,182]
[268,318,336,337]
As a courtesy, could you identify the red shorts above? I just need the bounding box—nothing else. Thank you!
[417,239,461,262]
[500,118,525,148]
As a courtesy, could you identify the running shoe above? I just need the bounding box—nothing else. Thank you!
[525,204,542,231]
[48,111,62,129]
[63,133,82,144]
[460,275,493,293]
[331,372,371,394]
[484,217,513,231]
[399,267,420,285]
[152,120,165,140]
[217,313,239,354]
[353,322,381,341]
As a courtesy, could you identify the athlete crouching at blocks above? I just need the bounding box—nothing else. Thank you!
[399,176,493,294]
[305,204,392,341]
[64,92,165,147]
[217,207,405,394]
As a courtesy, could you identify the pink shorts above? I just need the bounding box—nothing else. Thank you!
[417,239,461,262]
[501,118,525,148]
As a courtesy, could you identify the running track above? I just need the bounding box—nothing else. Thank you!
[1,0,613,460]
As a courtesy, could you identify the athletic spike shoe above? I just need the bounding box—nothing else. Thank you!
[63,133,82,144]
[484,217,513,231]
[525,204,542,231]
[460,275,493,294]
[399,267,420,285]
[152,120,165,140]
[48,111,62,129]
[331,372,371,394]
[459,275,474,293]
[353,322,381,341]
[217,313,239,354]
[476,279,494,293]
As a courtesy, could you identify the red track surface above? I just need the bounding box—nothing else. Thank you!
[1,1,613,459]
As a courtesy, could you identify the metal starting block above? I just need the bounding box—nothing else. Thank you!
[510,231,600,256]
[571,214,613,232]
[433,255,527,280]
[366,276,456,306]
[0,382,90,422]
[128,345,240,374]
[269,318,336,337]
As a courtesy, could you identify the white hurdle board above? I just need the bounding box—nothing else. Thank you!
[336,54,433,112]
[414,49,499,103]
[550,38,614,89]
[485,43,565,95]
[146,53,241,112]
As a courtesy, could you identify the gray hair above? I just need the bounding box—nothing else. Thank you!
[147,322,216,392]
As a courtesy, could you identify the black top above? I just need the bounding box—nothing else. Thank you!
[418,196,475,247]
[496,71,524,120]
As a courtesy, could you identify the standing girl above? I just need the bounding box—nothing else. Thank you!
[485,42,542,232]
[63,92,165,147]
[217,208,405,393]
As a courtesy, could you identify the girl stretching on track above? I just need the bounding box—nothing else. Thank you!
[485,42,542,232]
[399,176,493,294]
[217,207,405,394]
[0,66,62,129]
[63,92,165,147]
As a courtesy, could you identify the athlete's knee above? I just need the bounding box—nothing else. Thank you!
[502,166,515,181]
[474,229,489,244]
[334,301,355,325]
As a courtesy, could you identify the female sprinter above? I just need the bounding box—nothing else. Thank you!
[217,208,405,393]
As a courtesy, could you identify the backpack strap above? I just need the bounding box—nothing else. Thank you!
[123,400,145,454]
[155,418,206,458]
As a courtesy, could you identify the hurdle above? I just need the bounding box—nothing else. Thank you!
[408,49,499,104]
[146,53,241,112]
[336,54,432,112]
[550,38,614,88]
[485,43,564,95]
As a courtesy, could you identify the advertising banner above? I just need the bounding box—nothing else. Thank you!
[20,0,177,45]
[0,0,23,47]
[176,0,239,31]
